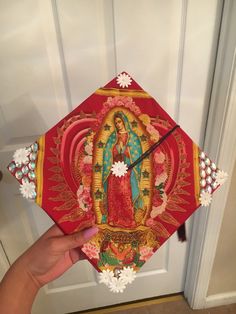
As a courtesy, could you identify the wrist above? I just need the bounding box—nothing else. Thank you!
[17,259,40,291]
[14,254,41,291]
[0,258,39,314]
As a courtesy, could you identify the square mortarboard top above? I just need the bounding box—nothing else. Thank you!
[8,72,227,293]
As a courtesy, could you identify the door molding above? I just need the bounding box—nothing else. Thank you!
[184,0,236,308]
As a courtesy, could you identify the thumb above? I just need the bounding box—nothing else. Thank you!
[53,226,99,252]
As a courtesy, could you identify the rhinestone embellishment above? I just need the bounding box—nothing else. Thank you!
[198,150,220,206]
[9,142,39,199]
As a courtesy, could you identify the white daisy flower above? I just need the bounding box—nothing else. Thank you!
[199,190,212,207]
[111,161,128,177]
[19,181,36,199]
[108,277,127,293]
[215,170,228,186]
[119,266,136,285]
[116,73,132,88]
[99,269,114,286]
[13,148,29,165]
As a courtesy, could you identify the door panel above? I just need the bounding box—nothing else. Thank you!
[0,241,10,281]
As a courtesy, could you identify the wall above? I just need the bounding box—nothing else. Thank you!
[208,160,236,295]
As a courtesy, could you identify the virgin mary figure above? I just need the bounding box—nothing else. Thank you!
[102,111,143,228]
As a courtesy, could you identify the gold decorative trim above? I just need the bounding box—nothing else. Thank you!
[95,88,151,98]
[36,135,45,206]
[193,143,200,206]
[98,224,149,233]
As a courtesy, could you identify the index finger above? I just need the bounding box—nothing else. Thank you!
[40,224,64,239]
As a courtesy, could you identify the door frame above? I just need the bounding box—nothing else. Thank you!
[1,0,235,310]
[184,0,236,308]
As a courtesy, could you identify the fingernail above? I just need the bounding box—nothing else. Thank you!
[83,226,99,240]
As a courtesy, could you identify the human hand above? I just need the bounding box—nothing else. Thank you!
[18,224,98,288]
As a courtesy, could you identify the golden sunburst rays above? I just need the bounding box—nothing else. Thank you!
[149,221,170,239]
[165,131,191,216]
[158,212,180,227]
[58,207,88,225]
[48,115,88,219]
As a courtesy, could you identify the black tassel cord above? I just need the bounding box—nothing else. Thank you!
[128,124,186,242]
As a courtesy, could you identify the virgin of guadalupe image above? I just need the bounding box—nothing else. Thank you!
[102,111,143,228]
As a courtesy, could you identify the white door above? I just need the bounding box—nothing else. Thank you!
[0,1,222,313]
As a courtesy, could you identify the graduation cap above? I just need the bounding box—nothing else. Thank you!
[8,72,227,293]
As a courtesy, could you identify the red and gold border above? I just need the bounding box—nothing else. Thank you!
[193,142,200,206]
[36,135,45,207]
[95,88,151,98]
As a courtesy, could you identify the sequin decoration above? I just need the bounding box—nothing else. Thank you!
[200,161,206,169]
[211,172,217,180]
[206,176,212,184]
[31,143,38,152]
[28,171,36,180]
[15,170,23,180]
[8,163,16,172]
[211,181,218,189]
[200,152,206,160]
[22,177,30,184]
[29,162,36,170]
[205,158,211,166]
[206,186,213,194]
[200,170,206,178]
[30,152,37,161]
[211,163,217,171]
[206,167,212,175]
[200,179,206,187]
[22,165,29,175]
